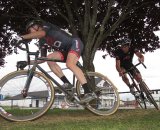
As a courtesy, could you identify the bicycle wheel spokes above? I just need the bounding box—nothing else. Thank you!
[0,70,54,121]
[76,72,120,116]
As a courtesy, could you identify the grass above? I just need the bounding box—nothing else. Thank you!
[0,108,160,130]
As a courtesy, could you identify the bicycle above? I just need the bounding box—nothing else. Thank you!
[124,61,159,110]
[0,40,120,121]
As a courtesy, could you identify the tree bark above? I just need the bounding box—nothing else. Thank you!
[82,45,95,72]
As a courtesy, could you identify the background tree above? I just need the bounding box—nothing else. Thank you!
[0,0,160,70]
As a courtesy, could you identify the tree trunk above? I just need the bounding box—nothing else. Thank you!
[82,46,95,72]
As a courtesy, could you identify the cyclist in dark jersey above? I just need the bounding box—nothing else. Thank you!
[16,20,93,103]
[114,38,144,94]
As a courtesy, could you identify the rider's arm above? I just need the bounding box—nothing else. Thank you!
[135,50,144,62]
[115,59,123,76]
[21,30,46,40]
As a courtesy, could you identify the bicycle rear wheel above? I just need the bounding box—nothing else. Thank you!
[76,72,120,116]
[140,81,159,110]
[0,70,55,121]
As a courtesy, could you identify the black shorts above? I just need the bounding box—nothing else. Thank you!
[121,63,140,76]
[57,38,84,62]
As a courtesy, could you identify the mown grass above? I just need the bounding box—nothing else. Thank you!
[0,109,159,130]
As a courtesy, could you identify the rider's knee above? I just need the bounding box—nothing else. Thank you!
[66,61,78,70]
[134,74,142,82]
[66,62,73,69]
[136,76,142,82]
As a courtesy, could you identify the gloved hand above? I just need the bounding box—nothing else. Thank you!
[14,35,23,42]
[138,57,144,63]
[10,35,24,46]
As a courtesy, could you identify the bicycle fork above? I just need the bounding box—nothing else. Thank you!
[21,68,35,98]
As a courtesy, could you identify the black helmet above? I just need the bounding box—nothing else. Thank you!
[119,37,131,46]
[25,19,42,32]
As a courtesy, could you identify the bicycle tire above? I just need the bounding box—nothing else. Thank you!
[76,72,120,116]
[140,81,159,110]
[133,85,147,109]
[135,94,147,109]
[0,70,55,121]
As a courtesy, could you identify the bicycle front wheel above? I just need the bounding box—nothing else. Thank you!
[76,72,120,116]
[134,93,147,109]
[0,70,55,121]
[133,85,147,109]
[140,81,159,110]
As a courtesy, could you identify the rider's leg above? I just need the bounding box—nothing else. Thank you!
[66,52,91,94]
[122,74,131,87]
[131,68,143,84]
[122,74,135,94]
[65,38,94,103]
[120,68,131,87]
[66,52,94,103]
[121,71,135,94]
[134,73,142,82]
[47,51,71,84]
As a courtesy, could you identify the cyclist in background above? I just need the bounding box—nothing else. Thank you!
[14,19,93,103]
[113,37,144,95]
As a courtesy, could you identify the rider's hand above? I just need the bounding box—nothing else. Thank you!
[138,57,144,63]
[15,35,23,42]
[10,35,24,46]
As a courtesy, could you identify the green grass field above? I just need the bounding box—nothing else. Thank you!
[0,109,159,130]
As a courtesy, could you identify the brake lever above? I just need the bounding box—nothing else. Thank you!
[141,62,147,69]
[138,60,146,69]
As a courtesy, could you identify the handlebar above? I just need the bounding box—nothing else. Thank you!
[123,61,146,75]
[134,61,147,69]
[14,40,65,65]
[15,40,30,52]
[13,40,31,65]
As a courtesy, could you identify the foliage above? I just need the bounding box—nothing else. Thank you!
[0,0,160,69]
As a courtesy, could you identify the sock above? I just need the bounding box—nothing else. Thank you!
[82,83,91,94]
[60,76,71,84]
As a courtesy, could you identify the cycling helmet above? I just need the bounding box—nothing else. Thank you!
[119,37,131,46]
[25,19,42,32]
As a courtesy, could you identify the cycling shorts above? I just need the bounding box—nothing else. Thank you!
[57,38,84,61]
[121,63,140,76]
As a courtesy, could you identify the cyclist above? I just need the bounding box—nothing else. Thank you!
[113,37,144,95]
[14,19,93,103]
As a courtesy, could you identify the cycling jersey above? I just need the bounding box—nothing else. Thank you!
[114,48,138,69]
[39,22,83,61]
[114,48,140,75]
